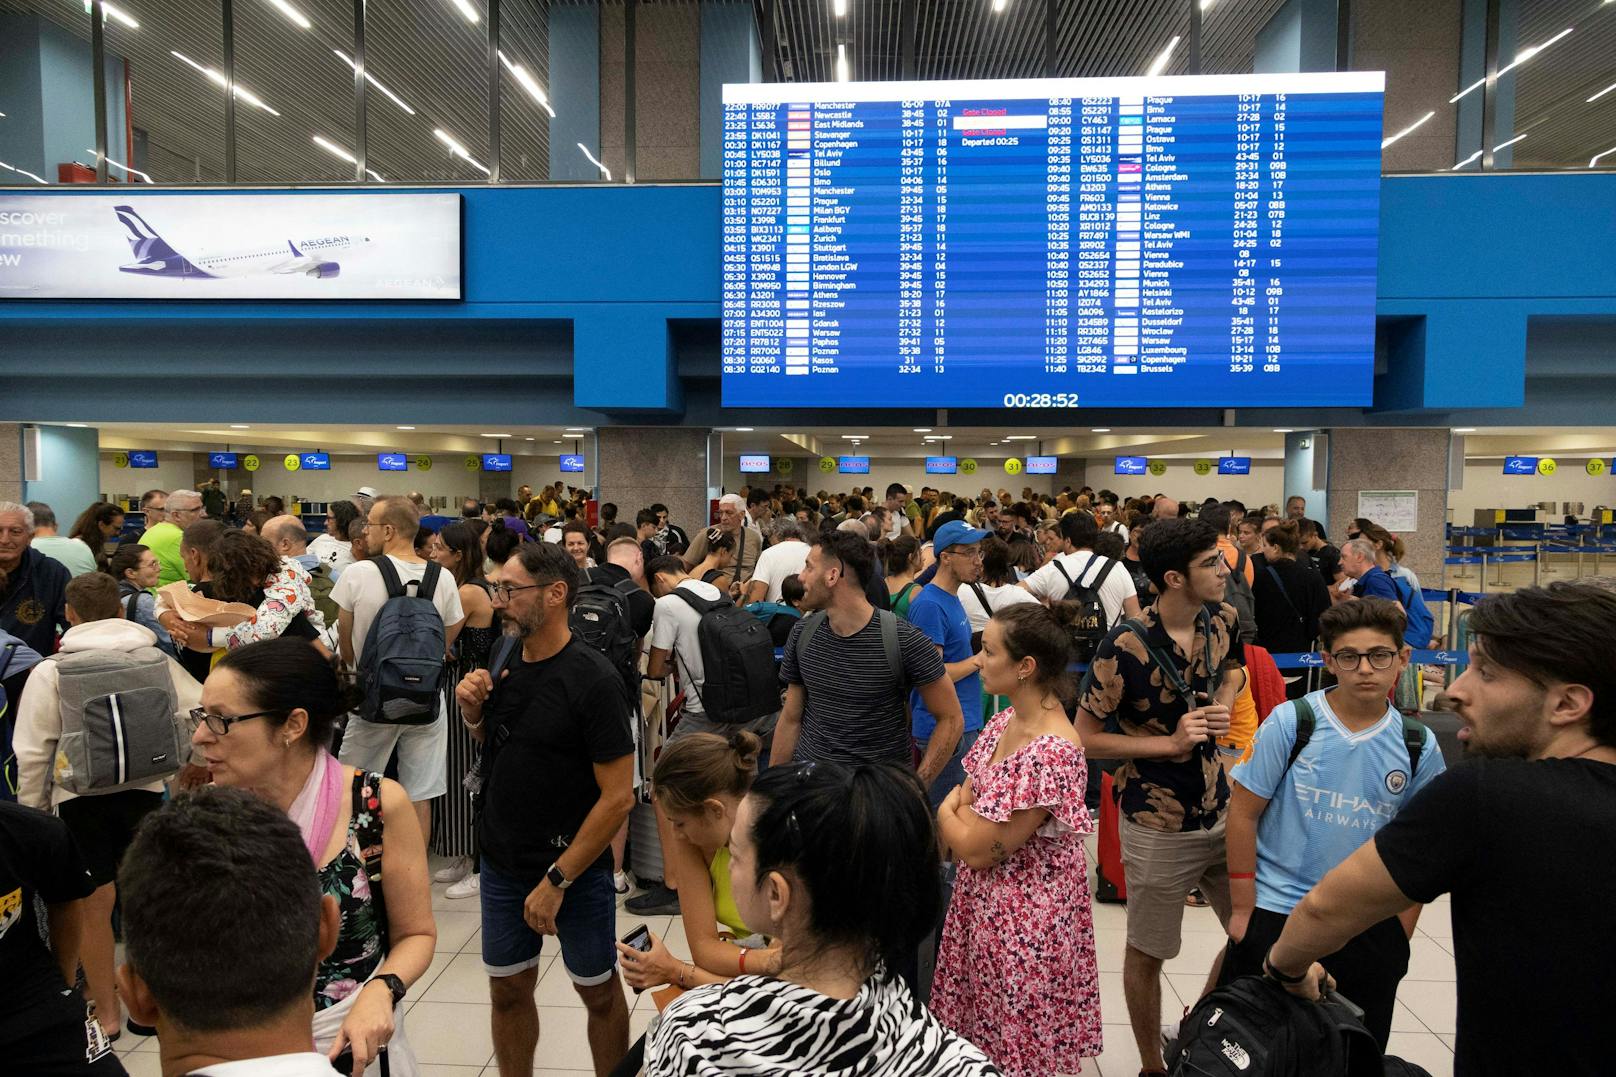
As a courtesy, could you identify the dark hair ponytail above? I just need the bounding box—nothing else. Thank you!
[211,638,349,749]
[745,762,941,977]
[995,603,1076,703]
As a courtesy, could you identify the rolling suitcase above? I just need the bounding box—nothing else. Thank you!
[1095,769,1127,904]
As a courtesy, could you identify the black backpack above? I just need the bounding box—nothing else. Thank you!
[1167,975,1383,1077]
[672,588,781,725]
[1052,555,1121,663]
[570,575,643,704]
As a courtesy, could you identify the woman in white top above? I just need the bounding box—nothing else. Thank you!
[958,537,1040,640]
[309,500,362,577]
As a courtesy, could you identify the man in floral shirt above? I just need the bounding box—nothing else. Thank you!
[1076,517,1247,1077]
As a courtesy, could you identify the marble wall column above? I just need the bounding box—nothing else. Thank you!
[0,425,22,505]
[1326,428,1451,584]
[597,427,713,540]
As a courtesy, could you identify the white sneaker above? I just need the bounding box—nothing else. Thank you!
[445,873,480,900]
[433,857,472,884]
[614,871,631,895]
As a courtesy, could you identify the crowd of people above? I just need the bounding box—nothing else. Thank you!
[0,475,1611,1077]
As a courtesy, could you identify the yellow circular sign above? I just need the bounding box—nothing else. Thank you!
[959,459,978,476]
[112,452,129,469]
[1193,459,1213,476]
[1003,458,1024,476]
[1538,457,1557,476]
[777,458,794,475]
[1148,460,1168,477]
[414,456,432,472]
[1587,458,1607,477]
[819,457,836,473]
[243,454,260,472]
[465,455,481,471]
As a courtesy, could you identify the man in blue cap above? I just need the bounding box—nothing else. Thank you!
[908,519,990,808]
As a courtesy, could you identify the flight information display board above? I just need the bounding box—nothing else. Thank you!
[721,73,1383,409]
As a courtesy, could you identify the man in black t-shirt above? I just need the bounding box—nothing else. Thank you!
[0,801,121,1075]
[1298,518,1341,588]
[456,543,634,1077]
[1266,583,1616,1077]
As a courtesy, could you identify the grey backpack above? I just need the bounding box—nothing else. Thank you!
[50,647,186,795]
[357,557,448,725]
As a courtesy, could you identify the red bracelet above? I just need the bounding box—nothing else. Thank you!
[1229,871,1255,880]
[737,948,748,974]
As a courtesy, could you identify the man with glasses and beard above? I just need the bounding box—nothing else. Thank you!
[455,543,634,1077]
[1265,583,1616,1076]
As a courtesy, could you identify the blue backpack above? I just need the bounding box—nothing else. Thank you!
[357,557,448,725]
[1389,575,1434,649]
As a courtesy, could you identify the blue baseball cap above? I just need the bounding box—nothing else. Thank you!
[933,519,991,553]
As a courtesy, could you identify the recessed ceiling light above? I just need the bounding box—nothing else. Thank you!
[841,434,869,439]
[64,422,89,428]
[1454,427,1477,433]
[734,427,754,432]
[230,424,250,429]
[1273,428,1294,434]
[913,428,932,433]
[482,433,512,438]
[564,427,588,432]
[396,425,415,430]
[1004,435,1037,441]
[1091,428,1111,433]
[525,437,535,441]
[554,440,563,444]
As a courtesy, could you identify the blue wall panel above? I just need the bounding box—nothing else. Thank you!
[23,424,101,518]
[1,173,1614,426]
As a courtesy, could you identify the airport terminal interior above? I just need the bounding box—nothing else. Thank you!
[3,0,1616,1075]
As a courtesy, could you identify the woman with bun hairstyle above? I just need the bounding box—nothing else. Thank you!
[617,731,784,989]
[932,603,1101,1077]
[646,760,999,1075]
[195,637,436,1076]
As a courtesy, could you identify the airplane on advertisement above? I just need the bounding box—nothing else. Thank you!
[113,204,370,280]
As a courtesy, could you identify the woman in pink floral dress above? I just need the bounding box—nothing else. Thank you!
[933,604,1102,1077]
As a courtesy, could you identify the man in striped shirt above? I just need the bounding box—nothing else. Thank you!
[774,530,961,789]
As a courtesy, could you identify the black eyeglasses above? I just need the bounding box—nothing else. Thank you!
[1330,649,1399,671]
[190,707,284,736]
[491,582,543,602]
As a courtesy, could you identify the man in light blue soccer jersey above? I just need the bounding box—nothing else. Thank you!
[1217,597,1445,1047]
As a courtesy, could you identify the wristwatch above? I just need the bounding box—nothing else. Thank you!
[374,973,407,1008]
[546,865,573,890]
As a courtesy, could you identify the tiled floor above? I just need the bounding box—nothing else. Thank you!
[112,855,1459,1077]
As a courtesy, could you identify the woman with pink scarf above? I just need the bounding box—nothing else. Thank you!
[192,637,435,1076]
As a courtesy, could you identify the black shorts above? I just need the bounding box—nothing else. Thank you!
[1220,906,1410,1049]
[57,791,165,887]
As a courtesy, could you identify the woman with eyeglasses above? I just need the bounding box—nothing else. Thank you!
[643,761,1001,1076]
[193,637,436,1076]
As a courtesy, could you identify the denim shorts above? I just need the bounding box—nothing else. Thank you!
[480,859,617,985]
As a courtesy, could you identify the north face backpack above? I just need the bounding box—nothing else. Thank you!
[673,588,781,725]
[356,557,447,725]
[50,647,186,795]
[1052,555,1121,664]
[570,575,643,704]
[1167,975,1383,1077]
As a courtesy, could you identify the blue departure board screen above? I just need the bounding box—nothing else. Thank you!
[721,73,1383,408]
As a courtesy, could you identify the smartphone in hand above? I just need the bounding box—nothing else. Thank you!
[621,926,653,994]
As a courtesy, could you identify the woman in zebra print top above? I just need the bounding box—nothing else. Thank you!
[644,761,1001,1076]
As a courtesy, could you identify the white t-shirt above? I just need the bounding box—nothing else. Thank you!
[650,579,724,717]
[958,581,1041,636]
[330,554,465,662]
[749,540,810,603]
[308,533,354,576]
[1024,550,1135,630]
[191,1053,343,1075]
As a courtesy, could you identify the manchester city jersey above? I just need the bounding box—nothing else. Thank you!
[1232,689,1446,914]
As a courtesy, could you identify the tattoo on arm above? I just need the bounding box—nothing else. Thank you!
[990,840,1008,863]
